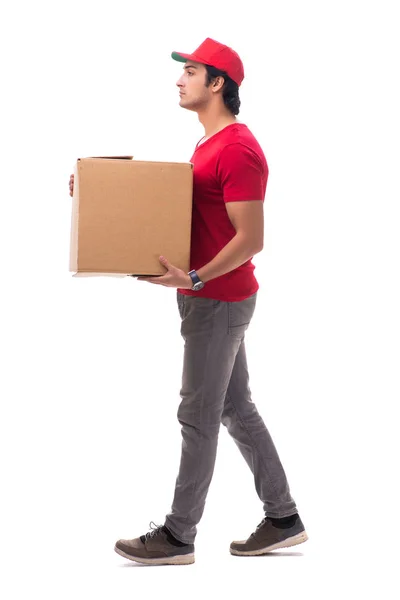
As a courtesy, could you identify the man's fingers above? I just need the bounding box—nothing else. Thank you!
[137,277,164,285]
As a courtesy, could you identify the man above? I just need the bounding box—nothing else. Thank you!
[70,38,308,566]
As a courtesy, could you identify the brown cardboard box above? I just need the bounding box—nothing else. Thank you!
[70,156,193,277]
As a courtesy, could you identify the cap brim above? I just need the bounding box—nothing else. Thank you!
[171,51,196,63]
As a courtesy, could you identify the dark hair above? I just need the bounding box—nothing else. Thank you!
[204,64,241,116]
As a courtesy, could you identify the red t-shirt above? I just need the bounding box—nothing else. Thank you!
[178,122,268,302]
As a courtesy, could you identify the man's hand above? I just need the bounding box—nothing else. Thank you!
[135,256,192,289]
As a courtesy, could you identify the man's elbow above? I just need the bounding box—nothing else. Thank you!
[253,241,263,255]
[237,231,263,255]
[244,235,263,255]
[251,234,264,254]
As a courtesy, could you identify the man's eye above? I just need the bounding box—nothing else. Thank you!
[187,71,194,76]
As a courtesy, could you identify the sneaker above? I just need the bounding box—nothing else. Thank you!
[114,521,195,565]
[230,515,308,556]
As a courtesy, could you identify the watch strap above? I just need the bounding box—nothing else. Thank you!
[188,270,202,286]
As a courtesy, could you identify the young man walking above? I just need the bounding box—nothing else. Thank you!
[71,37,308,565]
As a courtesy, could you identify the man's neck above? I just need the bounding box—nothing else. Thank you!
[198,109,237,139]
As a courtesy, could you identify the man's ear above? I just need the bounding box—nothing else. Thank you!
[212,76,225,91]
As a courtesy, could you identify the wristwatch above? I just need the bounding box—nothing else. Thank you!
[188,269,205,291]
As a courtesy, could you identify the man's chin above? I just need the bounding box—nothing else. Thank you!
[179,99,197,112]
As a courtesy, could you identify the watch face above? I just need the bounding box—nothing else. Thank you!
[193,281,205,291]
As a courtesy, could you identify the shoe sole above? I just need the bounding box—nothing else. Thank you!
[114,545,195,565]
[230,531,309,556]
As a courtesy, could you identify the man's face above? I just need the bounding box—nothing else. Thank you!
[176,61,211,112]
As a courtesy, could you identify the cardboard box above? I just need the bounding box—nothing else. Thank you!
[70,156,193,277]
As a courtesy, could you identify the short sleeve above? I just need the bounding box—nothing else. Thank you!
[216,143,265,203]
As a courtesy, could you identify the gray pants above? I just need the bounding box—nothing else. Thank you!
[164,291,297,544]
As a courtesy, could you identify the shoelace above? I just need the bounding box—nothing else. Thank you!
[253,517,268,534]
[257,517,267,528]
[145,521,165,541]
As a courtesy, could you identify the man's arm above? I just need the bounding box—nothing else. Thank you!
[196,200,264,284]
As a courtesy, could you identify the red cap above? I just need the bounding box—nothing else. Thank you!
[171,37,244,87]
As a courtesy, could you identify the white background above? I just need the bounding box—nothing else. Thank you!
[1,0,399,598]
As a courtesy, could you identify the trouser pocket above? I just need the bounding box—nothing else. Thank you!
[228,293,257,340]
